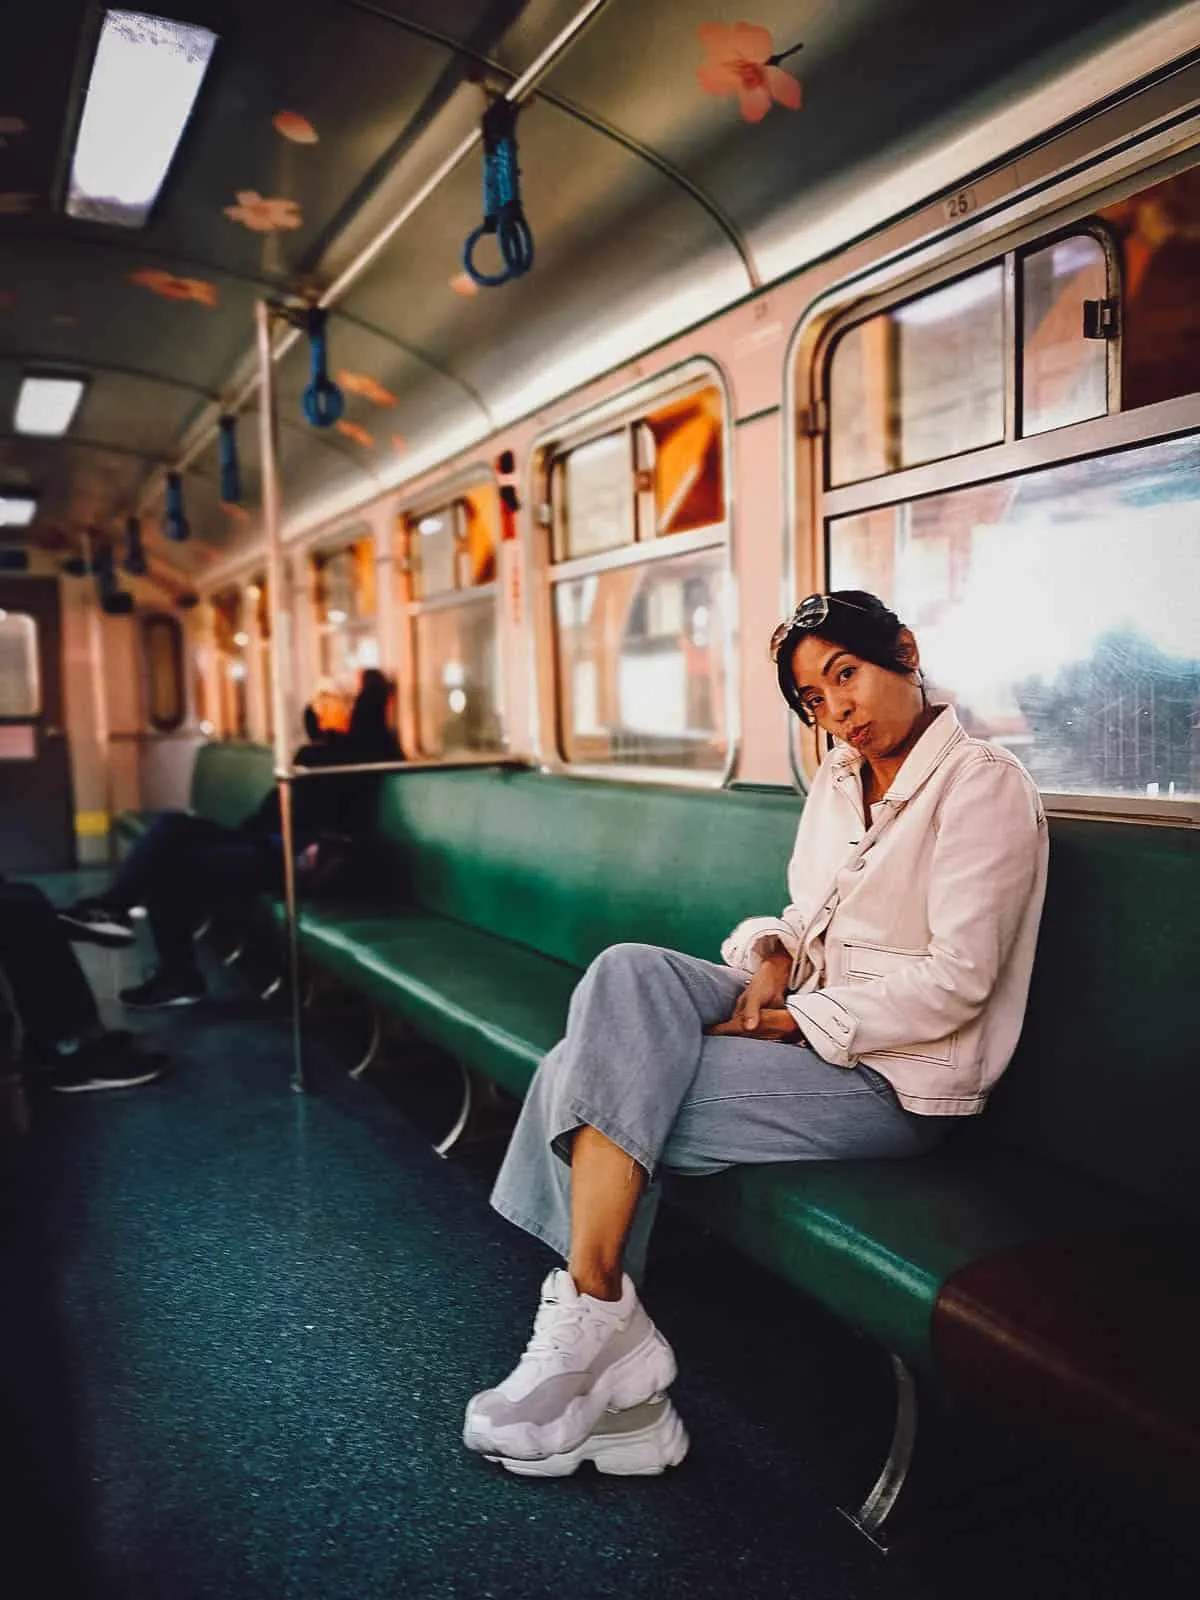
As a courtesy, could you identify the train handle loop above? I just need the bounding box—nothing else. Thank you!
[301,307,344,428]
[463,98,534,288]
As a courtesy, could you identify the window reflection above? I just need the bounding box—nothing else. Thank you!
[829,434,1200,800]
[555,548,728,770]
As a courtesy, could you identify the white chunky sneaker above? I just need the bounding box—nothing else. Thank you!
[462,1270,677,1462]
[489,1396,689,1478]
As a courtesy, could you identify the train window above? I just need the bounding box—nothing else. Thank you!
[810,168,1200,816]
[142,612,185,732]
[211,588,248,739]
[1020,235,1110,436]
[313,536,378,726]
[0,611,40,717]
[556,433,634,560]
[401,487,503,758]
[1098,167,1200,412]
[553,386,726,561]
[554,547,728,773]
[828,267,1005,486]
[827,435,1199,801]
[545,374,730,777]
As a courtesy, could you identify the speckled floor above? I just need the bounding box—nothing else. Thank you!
[0,879,1195,1599]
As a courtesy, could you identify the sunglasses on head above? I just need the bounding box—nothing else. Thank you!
[769,593,876,662]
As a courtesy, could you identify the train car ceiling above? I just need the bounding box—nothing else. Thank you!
[0,0,1191,579]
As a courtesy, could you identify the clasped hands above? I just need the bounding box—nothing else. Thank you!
[705,946,802,1042]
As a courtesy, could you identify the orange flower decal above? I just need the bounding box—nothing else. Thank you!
[335,420,374,448]
[0,192,35,215]
[273,111,318,145]
[224,191,302,233]
[449,271,479,298]
[697,23,802,123]
[391,435,407,453]
[337,371,397,408]
[130,268,218,308]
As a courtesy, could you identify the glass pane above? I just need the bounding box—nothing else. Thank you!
[1098,165,1200,411]
[829,267,1005,485]
[559,431,634,559]
[0,612,40,716]
[411,503,461,598]
[211,589,248,739]
[554,547,728,773]
[414,598,502,758]
[829,318,895,485]
[828,434,1200,801]
[1022,235,1108,435]
[644,385,725,537]
[317,539,375,623]
[143,614,183,730]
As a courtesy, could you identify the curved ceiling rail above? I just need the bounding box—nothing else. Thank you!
[145,0,615,519]
[344,0,762,289]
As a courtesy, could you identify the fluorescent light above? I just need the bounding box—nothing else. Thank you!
[15,375,86,437]
[0,493,38,528]
[67,10,218,227]
[417,516,443,536]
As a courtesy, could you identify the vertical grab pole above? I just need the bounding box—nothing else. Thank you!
[256,298,305,1093]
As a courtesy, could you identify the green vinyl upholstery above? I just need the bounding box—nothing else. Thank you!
[269,764,1197,1498]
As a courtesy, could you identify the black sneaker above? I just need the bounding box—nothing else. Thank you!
[119,968,206,1010]
[49,1036,167,1093]
[58,900,135,947]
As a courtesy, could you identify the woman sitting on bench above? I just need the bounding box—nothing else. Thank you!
[463,590,1049,1478]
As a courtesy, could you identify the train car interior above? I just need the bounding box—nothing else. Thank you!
[1,1,1198,1595]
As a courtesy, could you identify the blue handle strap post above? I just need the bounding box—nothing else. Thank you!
[463,96,535,288]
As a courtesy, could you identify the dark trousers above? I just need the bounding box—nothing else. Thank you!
[0,882,101,1057]
[107,812,273,975]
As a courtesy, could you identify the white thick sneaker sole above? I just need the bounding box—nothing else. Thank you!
[489,1396,689,1478]
[463,1324,677,1462]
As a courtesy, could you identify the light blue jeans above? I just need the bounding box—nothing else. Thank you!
[490,943,953,1280]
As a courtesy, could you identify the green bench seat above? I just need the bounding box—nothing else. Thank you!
[245,760,1198,1506]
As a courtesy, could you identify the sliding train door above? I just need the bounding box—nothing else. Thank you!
[0,578,75,872]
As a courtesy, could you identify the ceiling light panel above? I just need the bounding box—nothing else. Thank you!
[15,375,87,437]
[0,493,38,528]
[67,10,218,227]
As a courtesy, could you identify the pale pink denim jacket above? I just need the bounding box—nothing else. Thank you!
[722,707,1049,1116]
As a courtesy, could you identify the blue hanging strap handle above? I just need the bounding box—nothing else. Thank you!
[218,414,242,503]
[165,470,190,543]
[302,307,344,428]
[463,97,534,288]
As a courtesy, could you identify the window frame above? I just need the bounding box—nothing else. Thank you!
[530,356,738,788]
[787,145,1200,827]
[396,465,506,762]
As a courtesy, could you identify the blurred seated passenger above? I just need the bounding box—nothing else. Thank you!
[58,670,401,1011]
[0,880,165,1093]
